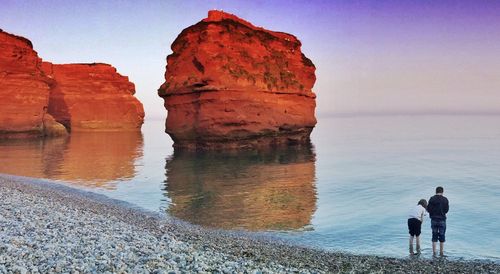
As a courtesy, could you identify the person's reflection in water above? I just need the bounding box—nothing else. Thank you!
[163,143,317,231]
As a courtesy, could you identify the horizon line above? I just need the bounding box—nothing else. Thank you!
[316,111,500,118]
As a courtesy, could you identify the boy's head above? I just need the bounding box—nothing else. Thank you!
[436,186,444,194]
[418,199,427,208]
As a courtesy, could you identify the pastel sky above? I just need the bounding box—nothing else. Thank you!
[2,0,500,118]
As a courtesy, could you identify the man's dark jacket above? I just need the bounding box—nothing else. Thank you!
[427,194,449,221]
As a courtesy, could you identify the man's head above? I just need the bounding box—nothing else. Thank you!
[436,186,444,194]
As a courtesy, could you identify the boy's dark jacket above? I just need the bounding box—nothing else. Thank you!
[427,195,449,220]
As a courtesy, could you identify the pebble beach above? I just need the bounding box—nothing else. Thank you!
[1,175,499,273]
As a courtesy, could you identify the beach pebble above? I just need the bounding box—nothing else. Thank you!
[11,265,28,274]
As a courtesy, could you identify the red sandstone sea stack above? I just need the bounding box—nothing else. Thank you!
[0,29,66,137]
[158,10,317,150]
[42,62,144,132]
[0,29,144,137]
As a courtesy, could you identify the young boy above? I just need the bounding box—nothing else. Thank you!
[407,199,428,255]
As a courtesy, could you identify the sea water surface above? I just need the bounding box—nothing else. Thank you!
[1,115,499,261]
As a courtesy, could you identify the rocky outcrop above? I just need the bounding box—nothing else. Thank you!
[0,29,144,138]
[42,63,144,132]
[158,10,317,150]
[0,29,67,138]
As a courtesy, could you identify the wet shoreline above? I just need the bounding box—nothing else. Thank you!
[1,174,499,273]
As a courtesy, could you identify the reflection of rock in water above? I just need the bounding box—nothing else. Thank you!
[164,144,317,231]
[0,137,68,178]
[0,132,143,189]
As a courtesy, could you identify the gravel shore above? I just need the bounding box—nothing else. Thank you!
[1,175,499,273]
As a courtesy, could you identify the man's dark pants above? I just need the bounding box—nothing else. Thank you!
[431,219,446,242]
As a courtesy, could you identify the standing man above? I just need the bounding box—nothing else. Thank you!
[427,186,449,256]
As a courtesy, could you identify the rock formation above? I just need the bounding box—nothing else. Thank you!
[0,29,67,138]
[42,62,144,132]
[158,10,317,150]
[0,29,144,138]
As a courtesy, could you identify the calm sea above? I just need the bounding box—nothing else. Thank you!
[1,115,499,261]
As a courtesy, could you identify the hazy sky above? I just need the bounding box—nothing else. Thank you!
[2,0,500,118]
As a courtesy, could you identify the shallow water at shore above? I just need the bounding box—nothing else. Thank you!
[1,115,499,261]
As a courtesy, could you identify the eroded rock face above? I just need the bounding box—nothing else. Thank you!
[158,10,317,150]
[42,63,145,132]
[0,29,67,138]
[0,29,144,137]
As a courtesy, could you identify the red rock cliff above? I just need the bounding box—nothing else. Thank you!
[42,62,145,132]
[0,29,67,137]
[0,29,144,137]
[158,10,317,150]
